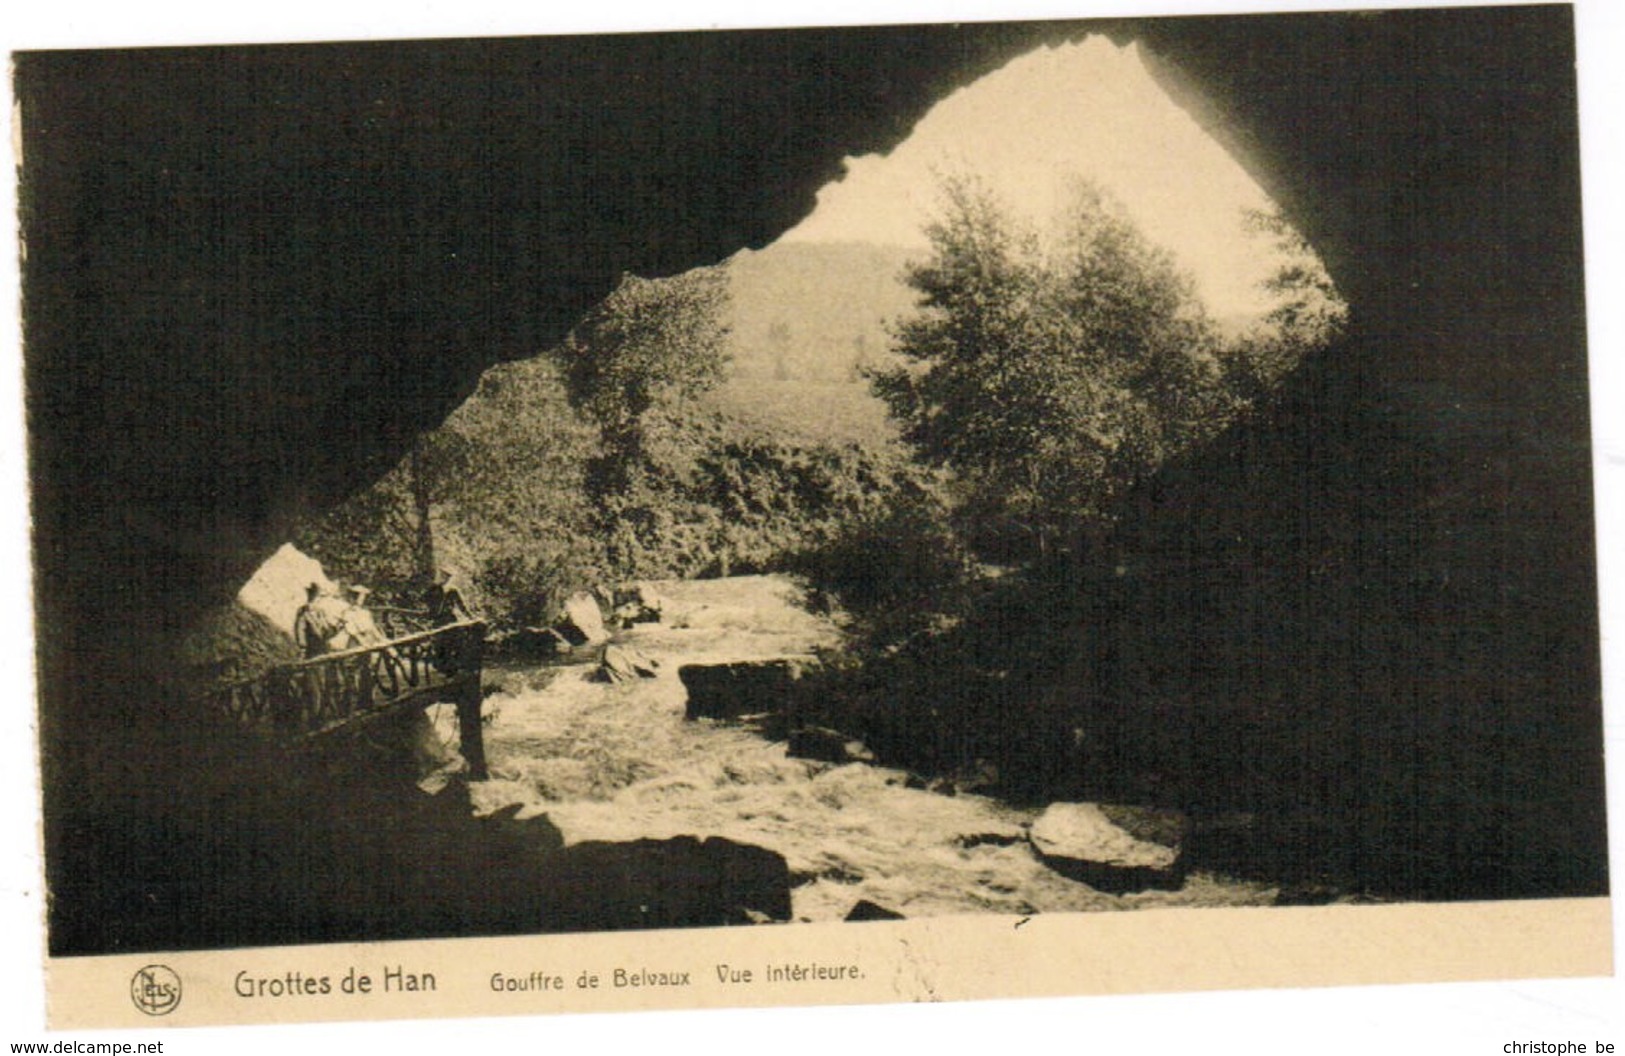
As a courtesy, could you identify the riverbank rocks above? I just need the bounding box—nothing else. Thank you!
[1028,802,1189,894]
[679,657,820,720]
[611,582,666,627]
[237,542,337,638]
[174,602,300,692]
[845,899,905,922]
[595,643,660,684]
[787,726,875,766]
[554,591,609,647]
[540,835,791,929]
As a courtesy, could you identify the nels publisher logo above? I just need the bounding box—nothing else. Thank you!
[130,964,181,1016]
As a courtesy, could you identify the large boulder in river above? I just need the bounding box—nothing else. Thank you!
[1028,802,1189,894]
[594,643,660,684]
[679,657,820,720]
[554,590,609,647]
[172,601,301,692]
[237,542,338,639]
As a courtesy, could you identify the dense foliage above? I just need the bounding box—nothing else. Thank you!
[871,177,1236,560]
[296,185,1342,652]
[295,269,939,630]
[777,181,1354,797]
[559,269,733,496]
[293,357,600,626]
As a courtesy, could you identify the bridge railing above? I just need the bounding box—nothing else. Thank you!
[209,619,488,778]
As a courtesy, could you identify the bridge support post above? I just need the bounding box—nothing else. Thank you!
[456,679,488,781]
[456,622,490,780]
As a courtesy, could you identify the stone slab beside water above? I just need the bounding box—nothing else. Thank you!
[1028,802,1189,894]
[679,657,821,720]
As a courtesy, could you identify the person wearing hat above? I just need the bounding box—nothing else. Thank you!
[426,567,474,626]
[339,583,388,648]
[293,582,350,658]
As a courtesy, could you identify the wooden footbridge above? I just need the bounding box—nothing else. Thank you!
[208,620,489,778]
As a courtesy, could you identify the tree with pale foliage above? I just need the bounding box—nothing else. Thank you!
[872,175,1232,559]
[1224,206,1348,405]
[560,268,731,484]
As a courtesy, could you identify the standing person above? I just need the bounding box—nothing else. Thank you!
[424,568,479,684]
[426,567,474,626]
[292,582,349,658]
[339,584,389,647]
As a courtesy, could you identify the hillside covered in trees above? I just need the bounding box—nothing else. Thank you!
[292,252,938,631]
[296,178,1338,641]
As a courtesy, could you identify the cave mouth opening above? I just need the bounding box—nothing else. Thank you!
[707,32,1348,462]
[777,34,1328,327]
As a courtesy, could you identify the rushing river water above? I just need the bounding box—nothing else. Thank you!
[459,575,1279,922]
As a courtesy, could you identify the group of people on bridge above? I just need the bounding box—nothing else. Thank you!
[292,582,386,659]
[293,571,473,660]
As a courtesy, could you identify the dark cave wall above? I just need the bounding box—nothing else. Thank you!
[18,4,1604,937]
[1115,7,1603,897]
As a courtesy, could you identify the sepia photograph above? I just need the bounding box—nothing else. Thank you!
[3,0,1621,1047]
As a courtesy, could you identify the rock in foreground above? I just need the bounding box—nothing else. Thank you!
[1028,802,1188,894]
[541,835,792,930]
[611,582,667,627]
[845,899,905,922]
